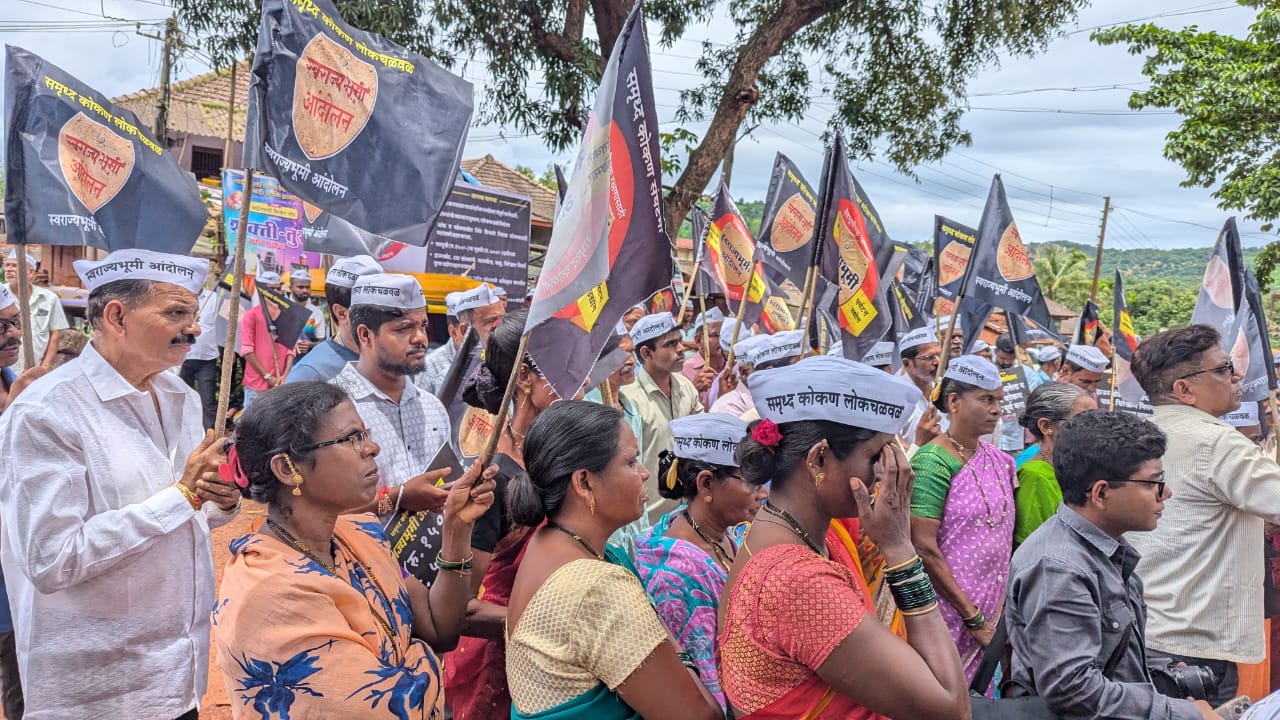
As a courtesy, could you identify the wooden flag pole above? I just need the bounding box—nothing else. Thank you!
[1108,346,1118,412]
[698,294,712,361]
[600,379,614,408]
[14,245,36,370]
[795,264,817,333]
[478,330,532,467]
[801,265,821,354]
[677,260,702,318]
[930,296,966,401]
[724,281,750,371]
[214,167,255,434]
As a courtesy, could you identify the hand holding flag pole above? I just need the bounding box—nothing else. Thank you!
[214,167,255,434]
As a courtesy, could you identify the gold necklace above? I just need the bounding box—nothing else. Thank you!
[944,436,1008,528]
[683,508,733,571]
[265,518,401,662]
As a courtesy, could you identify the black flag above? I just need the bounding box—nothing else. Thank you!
[257,285,313,349]
[1072,299,1103,346]
[4,46,207,251]
[523,0,670,400]
[245,0,473,245]
[816,134,894,361]
[962,176,1054,330]
[932,215,977,322]
[756,153,819,287]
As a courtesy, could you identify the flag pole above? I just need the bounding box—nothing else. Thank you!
[795,264,817,332]
[600,379,614,408]
[724,280,750,371]
[478,330,531,467]
[698,294,712,361]
[677,260,701,318]
[214,167,255,434]
[14,244,36,370]
[931,296,966,401]
[1108,346,1118,412]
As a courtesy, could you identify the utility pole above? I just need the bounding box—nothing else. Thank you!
[1089,195,1111,302]
[155,15,177,144]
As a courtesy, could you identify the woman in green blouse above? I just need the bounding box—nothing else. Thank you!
[1013,381,1096,544]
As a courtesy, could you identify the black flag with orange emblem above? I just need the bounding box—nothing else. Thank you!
[815,134,894,361]
[962,175,1054,330]
[523,0,670,400]
[3,45,207,251]
[245,0,473,245]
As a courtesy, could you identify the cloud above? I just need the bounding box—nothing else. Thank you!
[2,0,1268,250]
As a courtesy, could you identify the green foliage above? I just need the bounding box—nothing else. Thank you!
[173,0,1088,232]
[1031,244,1092,308]
[1093,3,1280,283]
[1121,278,1199,338]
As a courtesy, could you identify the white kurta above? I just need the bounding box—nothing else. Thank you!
[0,342,239,719]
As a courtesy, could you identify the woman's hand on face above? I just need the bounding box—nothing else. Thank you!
[850,441,915,552]
[443,460,498,526]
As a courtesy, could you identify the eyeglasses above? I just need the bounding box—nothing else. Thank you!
[1178,360,1235,381]
[913,353,941,364]
[302,427,371,453]
[0,317,20,334]
[1121,472,1166,497]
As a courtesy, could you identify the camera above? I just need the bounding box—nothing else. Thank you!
[1147,658,1218,701]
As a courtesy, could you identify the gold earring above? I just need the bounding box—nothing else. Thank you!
[705,495,713,504]
[284,456,304,496]
[588,494,596,516]
[816,471,826,486]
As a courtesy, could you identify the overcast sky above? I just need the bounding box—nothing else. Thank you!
[4,0,1270,250]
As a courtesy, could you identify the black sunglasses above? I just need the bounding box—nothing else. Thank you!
[1178,360,1234,381]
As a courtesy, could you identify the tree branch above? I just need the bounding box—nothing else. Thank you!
[663,0,835,232]
[526,0,589,63]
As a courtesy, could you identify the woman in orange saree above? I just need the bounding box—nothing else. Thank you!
[717,357,970,720]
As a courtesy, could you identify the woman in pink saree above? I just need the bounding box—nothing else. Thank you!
[909,355,1016,693]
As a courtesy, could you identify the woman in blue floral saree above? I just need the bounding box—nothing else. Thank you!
[213,382,497,719]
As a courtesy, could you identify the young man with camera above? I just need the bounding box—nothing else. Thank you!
[1005,409,1217,720]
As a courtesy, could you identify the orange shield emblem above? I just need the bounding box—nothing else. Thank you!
[57,112,134,213]
[996,223,1034,282]
[293,34,378,159]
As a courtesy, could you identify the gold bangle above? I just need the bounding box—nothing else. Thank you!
[172,482,201,511]
[901,602,939,617]
[884,554,922,574]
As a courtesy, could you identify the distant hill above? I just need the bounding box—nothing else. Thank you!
[1037,240,1264,286]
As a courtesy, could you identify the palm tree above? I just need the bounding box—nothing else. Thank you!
[1033,244,1093,307]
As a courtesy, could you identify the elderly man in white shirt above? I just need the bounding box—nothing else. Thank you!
[0,249,242,720]
[1128,323,1280,706]
[4,250,69,373]
[417,284,505,397]
[330,273,454,581]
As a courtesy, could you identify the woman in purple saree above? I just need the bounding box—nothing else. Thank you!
[909,355,1016,694]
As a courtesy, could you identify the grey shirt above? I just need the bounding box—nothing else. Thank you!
[1006,504,1201,720]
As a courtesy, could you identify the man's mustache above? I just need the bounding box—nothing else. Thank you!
[171,334,197,345]
[0,340,19,351]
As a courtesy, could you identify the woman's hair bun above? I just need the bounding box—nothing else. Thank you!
[462,363,505,414]
[506,470,547,527]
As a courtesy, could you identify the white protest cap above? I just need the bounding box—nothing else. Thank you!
[454,283,503,314]
[631,312,678,345]
[289,268,313,284]
[938,315,961,333]
[861,341,895,367]
[444,291,463,317]
[694,306,725,331]
[6,249,36,269]
[749,355,922,435]
[615,319,630,337]
[351,273,426,310]
[1066,345,1110,373]
[943,354,1002,391]
[900,326,938,352]
[74,249,208,296]
[256,270,282,286]
[491,284,508,298]
[325,254,382,288]
[669,413,748,468]
[754,329,806,367]
[1222,402,1260,427]
[719,316,751,353]
[1037,346,1062,363]
[0,284,15,312]
[973,339,991,353]
[732,334,768,366]
[826,341,844,357]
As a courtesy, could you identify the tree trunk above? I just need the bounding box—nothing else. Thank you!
[591,0,630,68]
[662,0,834,233]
